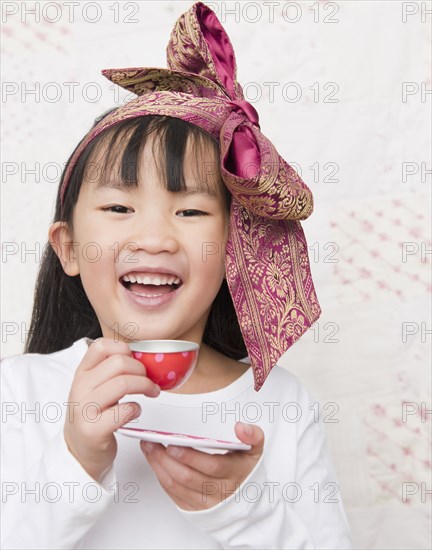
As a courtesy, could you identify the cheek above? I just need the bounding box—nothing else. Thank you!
[198,215,228,262]
[199,243,223,267]
[198,249,226,292]
[190,230,226,275]
[72,219,117,261]
[74,243,117,285]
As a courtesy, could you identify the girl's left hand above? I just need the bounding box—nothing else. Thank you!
[140,422,264,511]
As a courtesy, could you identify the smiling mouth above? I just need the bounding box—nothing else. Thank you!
[120,274,183,297]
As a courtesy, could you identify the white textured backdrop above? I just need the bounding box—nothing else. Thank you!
[1,1,431,548]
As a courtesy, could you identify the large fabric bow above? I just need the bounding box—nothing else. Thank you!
[60,2,321,390]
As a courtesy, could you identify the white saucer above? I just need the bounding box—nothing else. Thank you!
[117,427,251,451]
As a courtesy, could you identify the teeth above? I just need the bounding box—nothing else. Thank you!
[121,274,181,286]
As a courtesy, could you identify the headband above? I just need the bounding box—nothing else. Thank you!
[60,2,321,390]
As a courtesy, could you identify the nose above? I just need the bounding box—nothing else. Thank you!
[124,209,180,256]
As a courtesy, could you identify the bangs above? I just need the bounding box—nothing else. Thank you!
[81,116,226,200]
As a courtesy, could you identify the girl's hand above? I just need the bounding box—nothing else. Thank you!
[64,337,160,483]
[140,422,264,510]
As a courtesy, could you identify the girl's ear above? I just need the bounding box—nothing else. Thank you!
[48,222,80,276]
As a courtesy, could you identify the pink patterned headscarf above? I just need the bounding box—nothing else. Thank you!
[60,2,321,390]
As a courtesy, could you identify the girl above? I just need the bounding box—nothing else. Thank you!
[1,3,352,549]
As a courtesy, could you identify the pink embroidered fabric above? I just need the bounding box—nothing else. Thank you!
[59,2,321,390]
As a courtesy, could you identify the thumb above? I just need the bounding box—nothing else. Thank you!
[234,422,265,456]
[117,401,141,427]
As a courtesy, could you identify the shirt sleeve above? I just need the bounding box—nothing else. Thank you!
[176,393,353,550]
[0,359,118,550]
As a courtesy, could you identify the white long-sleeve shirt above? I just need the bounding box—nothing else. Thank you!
[1,337,353,549]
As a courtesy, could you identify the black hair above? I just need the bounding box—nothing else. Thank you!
[24,114,247,359]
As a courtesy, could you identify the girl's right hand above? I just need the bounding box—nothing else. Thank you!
[63,337,160,483]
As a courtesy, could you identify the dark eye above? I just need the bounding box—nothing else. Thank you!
[177,210,208,217]
[101,205,131,214]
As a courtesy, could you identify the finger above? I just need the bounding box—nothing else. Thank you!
[74,401,142,438]
[149,457,203,510]
[165,445,231,479]
[142,444,245,510]
[167,493,196,511]
[141,442,210,499]
[78,338,133,372]
[234,422,265,457]
[90,374,160,409]
[111,401,143,428]
[84,354,148,392]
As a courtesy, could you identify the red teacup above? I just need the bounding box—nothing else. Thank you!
[128,340,199,391]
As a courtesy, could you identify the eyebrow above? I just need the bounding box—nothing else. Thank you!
[175,187,219,199]
[93,182,219,198]
[93,182,125,191]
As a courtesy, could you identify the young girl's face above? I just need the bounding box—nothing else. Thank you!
[52,131,229,345]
